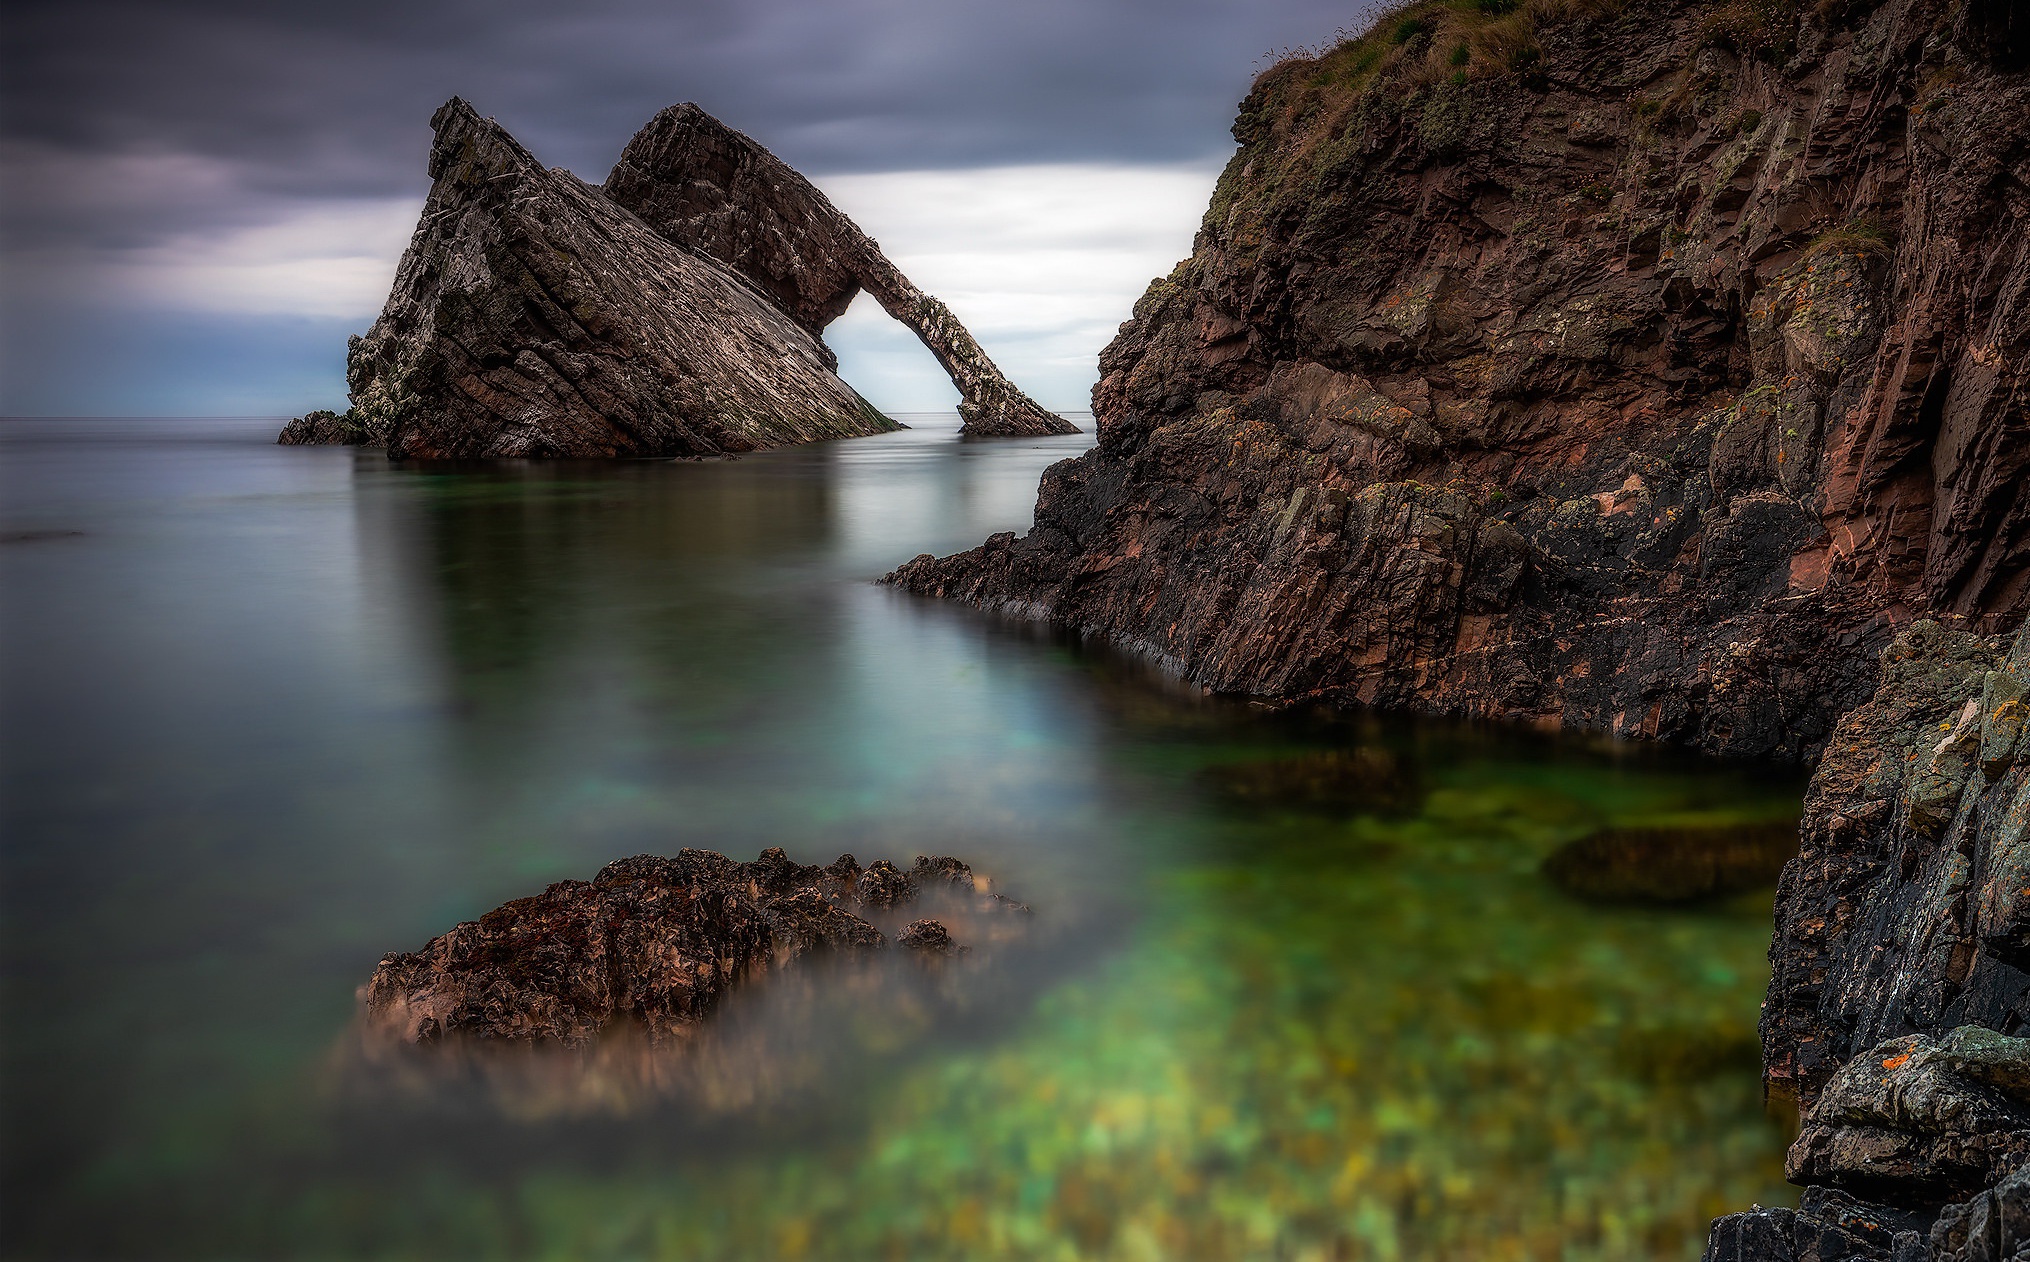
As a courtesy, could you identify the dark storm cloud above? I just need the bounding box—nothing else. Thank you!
[4,0,1375,224]
[0,0,1386,413]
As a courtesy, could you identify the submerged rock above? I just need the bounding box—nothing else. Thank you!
[1197,747,1423,816]
[362,848,1021,1049]
[1541,821,1797,904]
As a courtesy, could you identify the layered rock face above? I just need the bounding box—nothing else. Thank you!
[889,0,2030,762]
[1703,620,2030,1258]
[1767,621,2030,1100]
[364,847,1021,1048]
[605,103,1077,437]
[283,100,1067,456]
[299,99,894,459]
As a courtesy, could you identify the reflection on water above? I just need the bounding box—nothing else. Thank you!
[1,414,1797,1259]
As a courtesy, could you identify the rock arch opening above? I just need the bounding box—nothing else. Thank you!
[603,104,1077,437]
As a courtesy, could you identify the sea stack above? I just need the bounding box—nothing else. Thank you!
[281,99,1071,454]
[606,103,1078,438]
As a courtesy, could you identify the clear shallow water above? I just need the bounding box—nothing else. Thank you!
[0,414,1799,1260]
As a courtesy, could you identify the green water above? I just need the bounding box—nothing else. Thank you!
[0,415,1796,1259]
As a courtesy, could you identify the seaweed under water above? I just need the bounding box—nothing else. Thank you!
[0,416,1799,1259]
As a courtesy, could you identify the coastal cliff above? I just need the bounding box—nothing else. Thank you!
[888,0,2030,762]
[885,0,2030,1244]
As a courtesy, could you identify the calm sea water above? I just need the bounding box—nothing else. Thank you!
[1,414,1798,1260]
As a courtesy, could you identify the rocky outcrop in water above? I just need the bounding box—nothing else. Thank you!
[285,99,894,460]
[605,104,1077,438]
[887,0,2030,762]
[281,100,1067,455]
[363,847,1021,1048]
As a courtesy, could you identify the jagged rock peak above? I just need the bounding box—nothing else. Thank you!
[605,102,1078,438]
[292,97,898,459]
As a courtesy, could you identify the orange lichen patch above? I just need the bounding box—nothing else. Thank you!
[1881,1052,1911,1070]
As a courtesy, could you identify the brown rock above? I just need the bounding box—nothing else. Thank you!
[362,845,1019,1048]
[886,0,2030,763]
[1542,821,1797,904]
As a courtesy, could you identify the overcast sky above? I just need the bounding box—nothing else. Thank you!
[0,0,1385,417]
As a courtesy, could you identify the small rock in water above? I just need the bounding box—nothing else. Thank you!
[897,920,965,956]
[361,845,1026,1050]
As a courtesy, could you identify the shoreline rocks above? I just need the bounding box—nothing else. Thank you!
[885,0,2030,763]
[1702,620,2030,1259]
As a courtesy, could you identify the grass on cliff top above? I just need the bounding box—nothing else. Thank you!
[1260,0,1622,105]
[1203,0,1622,256]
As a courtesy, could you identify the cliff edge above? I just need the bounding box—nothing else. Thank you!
[888,0,2030,761]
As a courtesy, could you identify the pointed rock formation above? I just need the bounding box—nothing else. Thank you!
[282,99,1070,454]
[314,98,900,459]
[604,103,1076,438]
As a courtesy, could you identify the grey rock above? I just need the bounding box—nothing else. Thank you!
[604,103,1076,438]
[303,98,900,460]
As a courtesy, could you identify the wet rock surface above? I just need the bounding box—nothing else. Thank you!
[1763,622,2030,1103]
[1705,622,2030,1258]
[886,0,2030,763]
[362,848,1020,1048]
[1703,1030,2030,1260]
[281,100,1065,454]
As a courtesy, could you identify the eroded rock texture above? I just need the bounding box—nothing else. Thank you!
[281,98,1068,453]
[1704,1028,2030,1261]
[888,0,2030,762]
[363,847,1014,1048]
[293,99,895,460]
[605,103,1077,437]
[1701,619,2030,1258]
[1765,621,2030,1102]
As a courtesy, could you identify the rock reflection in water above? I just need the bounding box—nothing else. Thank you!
[1197,747,1425,816]
[1543,821,1800,904]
